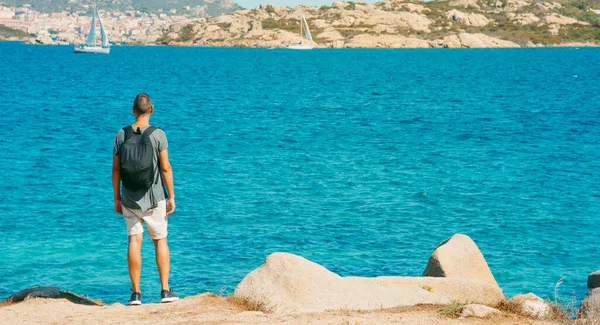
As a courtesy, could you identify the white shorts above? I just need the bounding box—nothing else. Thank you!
[122,200,168,239]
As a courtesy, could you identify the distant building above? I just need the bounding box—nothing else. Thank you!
[0,7,14,20]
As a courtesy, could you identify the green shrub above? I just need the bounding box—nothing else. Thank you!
[265,5,276,14]
[178,24,196,42]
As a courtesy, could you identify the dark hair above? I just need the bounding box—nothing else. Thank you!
[133,93,153,114]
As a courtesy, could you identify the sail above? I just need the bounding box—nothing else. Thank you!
[98,10,109,47]
[302,16,312,42]
[86,8,96,47]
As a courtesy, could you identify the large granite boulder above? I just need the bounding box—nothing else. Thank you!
[588,271,600,290]
[352,275,504,306]
[579,271,600,318]
[445,9,490,27]
[232,253,449,314]
[1,286,103,306]
[508,293,551,319]
[423,234,500,288]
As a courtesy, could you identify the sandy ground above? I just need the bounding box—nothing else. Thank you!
[0,293,565,325]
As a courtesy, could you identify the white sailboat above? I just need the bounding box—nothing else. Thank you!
[287,16,313,50]
[74,6,110,54]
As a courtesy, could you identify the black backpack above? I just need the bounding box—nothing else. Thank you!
[119,126,159,191]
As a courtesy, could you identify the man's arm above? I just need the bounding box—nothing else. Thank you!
[112,155,122,215]
[159,149,176,216]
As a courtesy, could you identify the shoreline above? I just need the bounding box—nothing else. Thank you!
[3,40,600,49]
[3,234,599,324]
[0,294,564,325]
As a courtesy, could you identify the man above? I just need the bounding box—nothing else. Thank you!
[112,93,179,305]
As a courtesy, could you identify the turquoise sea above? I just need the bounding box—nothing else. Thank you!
[1,42,599,304]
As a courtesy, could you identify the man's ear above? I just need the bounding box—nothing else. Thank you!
[150,106,155,114]
[132,107,137,116]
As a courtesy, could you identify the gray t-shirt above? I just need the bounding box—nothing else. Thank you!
[113,125,169,212]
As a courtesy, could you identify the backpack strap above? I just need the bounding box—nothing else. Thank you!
[122,126,135,142]
[141,126,160,185]
[141,126,158,140]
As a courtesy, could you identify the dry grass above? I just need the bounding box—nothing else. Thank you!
[439,300,465,318]
[226,296,268,312]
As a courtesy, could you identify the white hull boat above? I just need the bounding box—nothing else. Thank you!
[74,46,110,54]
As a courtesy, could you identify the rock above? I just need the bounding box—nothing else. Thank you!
[509,293,551,319]
[332,1,346,9]
[346,34,431,48]
[316,30,344,41]
[445,9,490,27]
[545,14,579,25]
[311,19,329,29]
[399,3,430,13]
[423,234,499,287]
[470,33,520,48]
[443,35,462,48]
[35,35,56,45]
[352,276,505,306]
[580,288,600,319]
[449,0,481,10]
[548,24,560,36]
[588,271,600,289]
[332,40,345,48]
[372,24,397,34]
[507,13,540,25]
[460,304,502,318]
[535,2,562,11]
[232,253,449,314]
[1,286,102,306]
[358,10,433,32]
[249,21,262,31]
[503,0,529,12]
[229,21,249,34]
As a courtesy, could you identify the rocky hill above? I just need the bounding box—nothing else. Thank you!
[156,0,600,48]
[0,24,30,40]
[9,0,241,17]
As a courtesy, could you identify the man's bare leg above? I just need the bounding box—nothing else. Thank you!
[153,237,170,290]
[128,234,143,293]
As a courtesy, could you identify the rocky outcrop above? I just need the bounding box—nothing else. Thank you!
[580,288,600,319]
[544,14,583,25]
[579,271,600,319]
[449,0,480,9]
[508,13,540,25]
[445,9,490,27]
[535,1,562,11]
[153,0,598,48]
[352,276,505,306]
[588,271,600,290]
[232,253,448,314]
[508,293,551,319]
[1,286,103,306]
[233,233,507,314]
[503,0,530,12]
[442,33,519,48]
[346,34,431,48]
[31,34,56,45]
[423,234,500,287]
[460,304,502,318]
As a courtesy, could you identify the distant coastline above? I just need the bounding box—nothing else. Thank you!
[6,40,600,49]
[8,0,600,49]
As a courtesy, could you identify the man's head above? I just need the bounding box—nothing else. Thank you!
[133,93,154,116]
